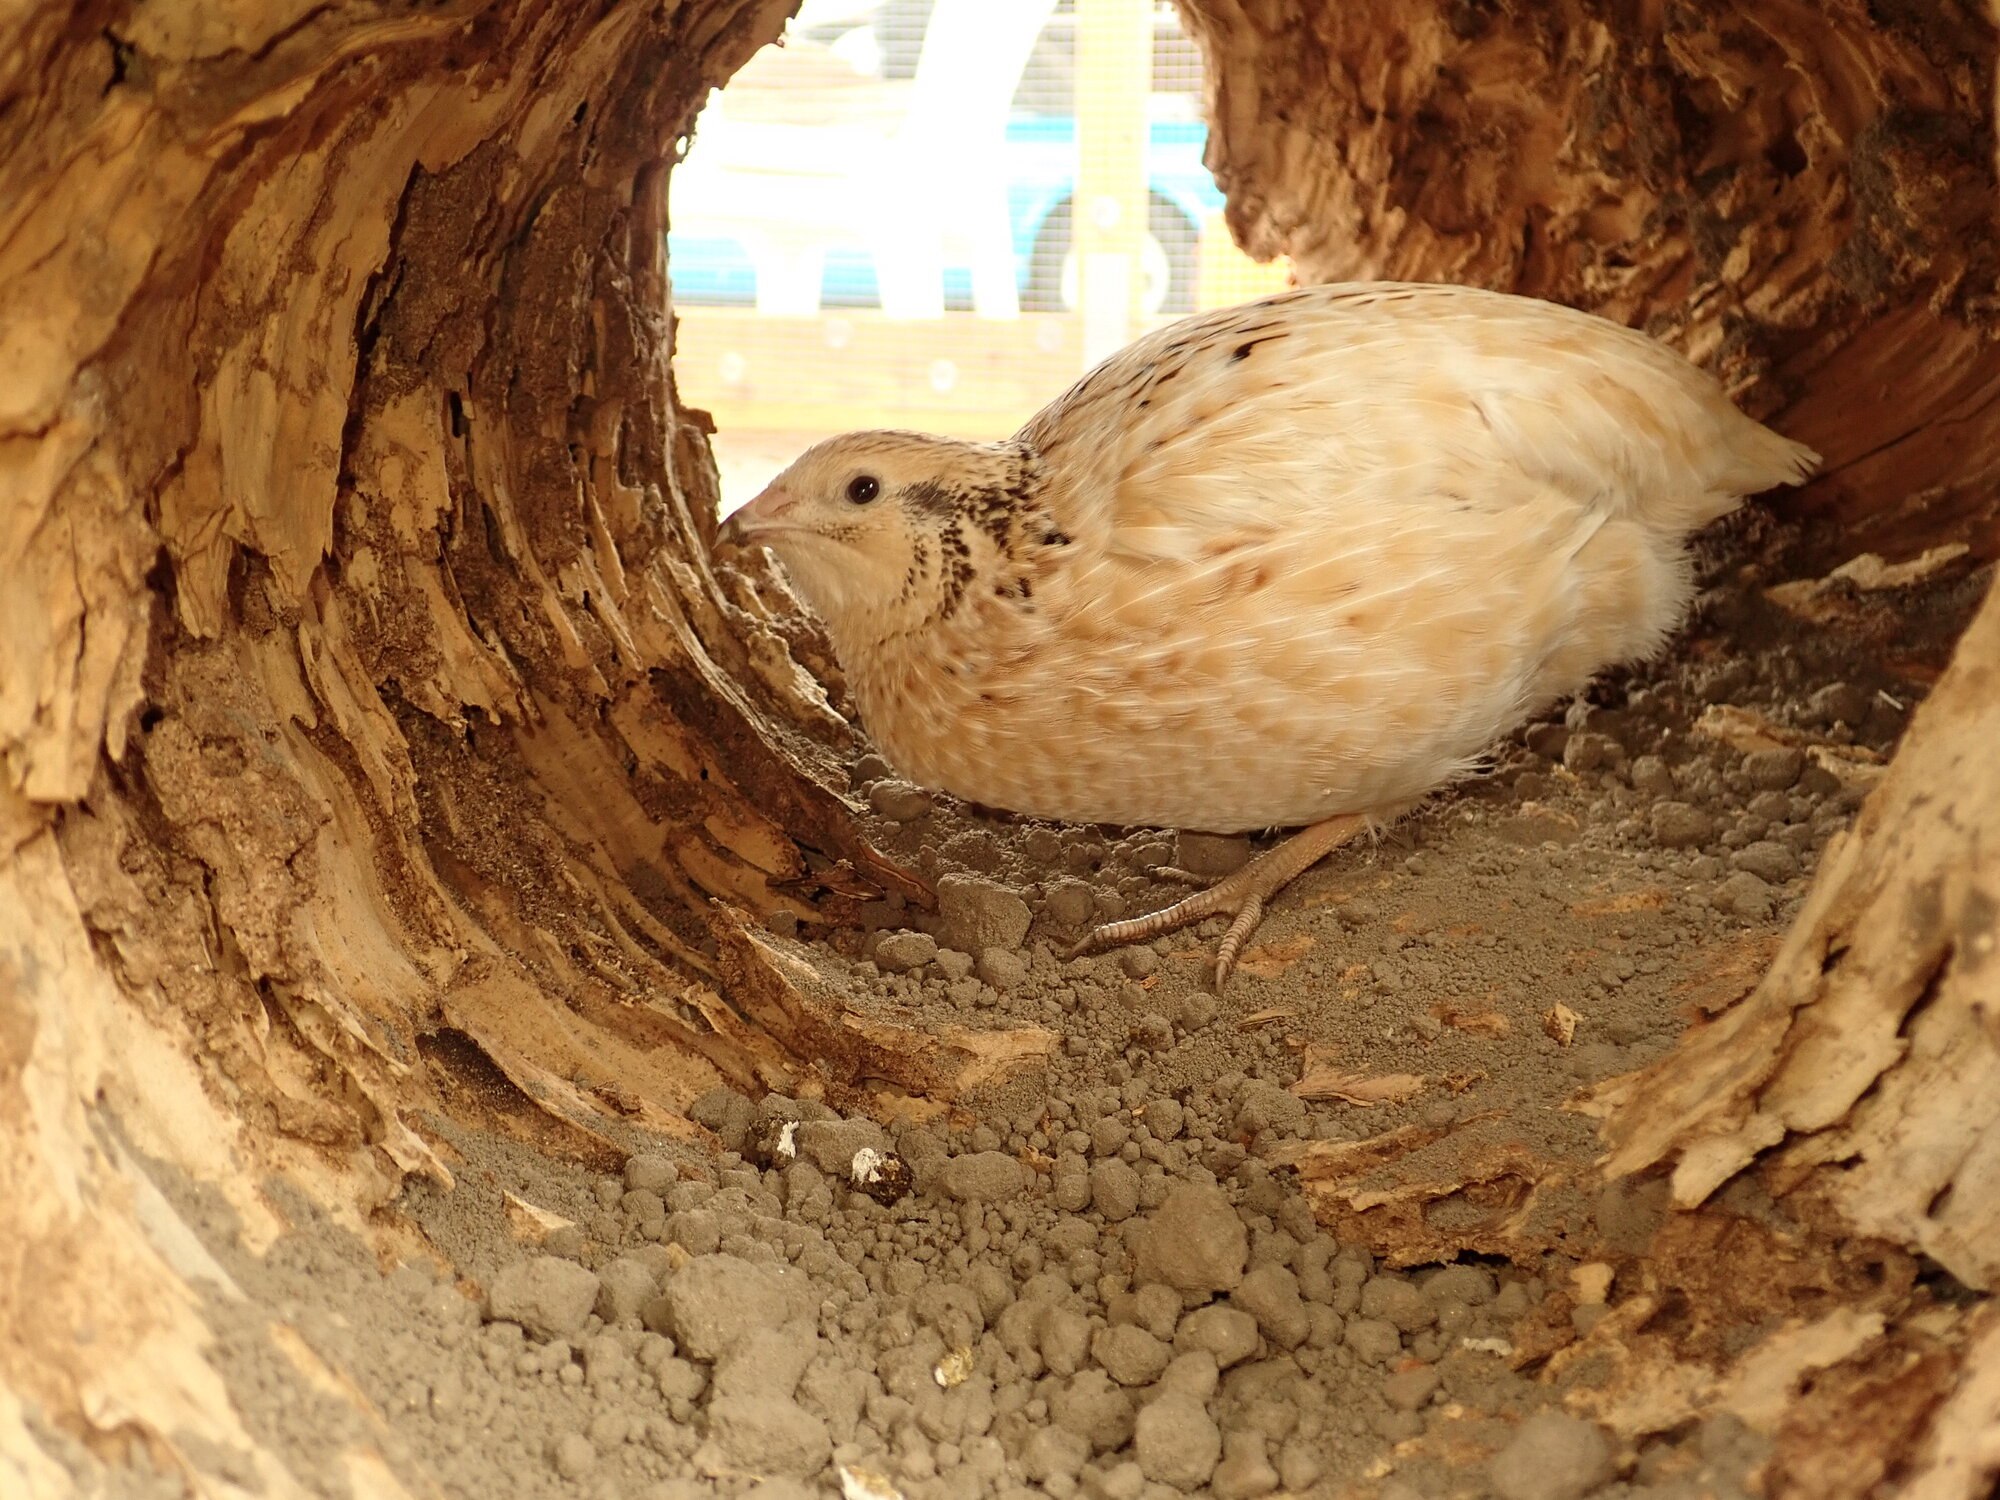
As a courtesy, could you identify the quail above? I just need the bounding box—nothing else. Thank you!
[718,282,1818,984]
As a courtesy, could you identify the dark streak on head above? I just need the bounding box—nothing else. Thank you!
[903,479,958,519]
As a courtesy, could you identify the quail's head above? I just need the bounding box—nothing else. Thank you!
[718,429,1036,648]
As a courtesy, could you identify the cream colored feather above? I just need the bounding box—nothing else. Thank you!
[724,282,1815,840]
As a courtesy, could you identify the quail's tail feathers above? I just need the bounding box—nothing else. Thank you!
[1674,410,1821,534]
[1723,419,1821,497]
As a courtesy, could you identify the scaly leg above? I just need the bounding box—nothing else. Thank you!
[1070,813,1374,989]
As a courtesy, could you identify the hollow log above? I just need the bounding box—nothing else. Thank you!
[2,0,1997,1493]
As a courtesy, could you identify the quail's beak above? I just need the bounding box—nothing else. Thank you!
[716,483,800,549]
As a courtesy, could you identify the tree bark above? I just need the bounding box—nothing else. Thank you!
[3,0,1998,1492]
[2,0,935,1475]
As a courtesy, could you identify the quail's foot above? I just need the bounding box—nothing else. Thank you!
[1070,812,1374,988]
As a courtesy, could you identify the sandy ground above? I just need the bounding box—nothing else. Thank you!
[62,534,1991,1500]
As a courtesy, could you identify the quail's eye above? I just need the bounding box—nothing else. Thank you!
[846,474,881,505]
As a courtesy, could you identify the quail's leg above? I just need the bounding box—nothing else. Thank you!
[1070,813,1372,989]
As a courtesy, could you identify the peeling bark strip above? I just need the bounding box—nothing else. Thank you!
[1178,0,2000,564]
[1593,576,2000,1289]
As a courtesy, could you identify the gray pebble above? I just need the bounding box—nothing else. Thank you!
[1744,748,1805,793]
[1563,732,1623,773]
[868,779,933,820]
[1627,755,1675,799]
[1420,1264,1495,1308]
[652,1354,705,1403]
[977,946,1029,989]
[1093,1323,1172,1386]
[850,752,895,786]
[703,1391,830,1475]
[1178,989,1220,1031]
[1649,801,1714,849]
[1155,1349,1221,1402]
[1359,1275,1433,1332]
[1054,1368,1136,1452]
[1712,870,1774,918]
[1045,879,1098,927]
[1806,682,1870,727]
[1731,840,1799,883]
[793,1117,891,1176]
[1210,1430,1281,1500]
[938,874,1032,953]
[1128,1184,1247,1296]
[1277,1438,1326,1492]
[1024,1425,1091,1482]
[1342,1316,1403,1364]
[873,930,938,973]
[1054,1156,1093,1212]
[1173,832,1253,876]
[781,1160,832,1221]
[1134,1394,1222,1490]
[942,1150,1028,1203]
[965,1263,1014,1322]
[1525,722,1570,759]
[487,1257,601,1342]
[1235,1082,1306,1138]
[662,1208,723,1256]
[1091,1116,1132,1157]
[1123,1283,1183,1341]
[1039,1304,1092,1376]
[1382,1361,1441,1411]
[648,1254,812,1360]
[1487,1413,1614,1500]
[688,1087,756,1153]
[1174,1304,1260,1369]
[624,1154,677,1192]
[1746,789,1793,822]
[594,1257,661,1325]
[1230,1265,1310,1349]
[1118,946,1160,979]
[1091,1159,1143,1221]
[548,1432,595,1479]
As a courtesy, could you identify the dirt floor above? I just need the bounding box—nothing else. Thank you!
[50,527,1991,1500]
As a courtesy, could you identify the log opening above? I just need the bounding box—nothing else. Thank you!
[2,1,1997,1495]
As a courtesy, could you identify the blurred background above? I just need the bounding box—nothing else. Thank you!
[667,0,1291,513]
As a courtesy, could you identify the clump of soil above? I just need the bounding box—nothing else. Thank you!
[62,547,1988,1500]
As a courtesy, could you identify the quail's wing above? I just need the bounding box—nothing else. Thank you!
[1017,282,1816,564]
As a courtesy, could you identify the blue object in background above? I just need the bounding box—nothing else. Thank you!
[668,114,1224,315]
